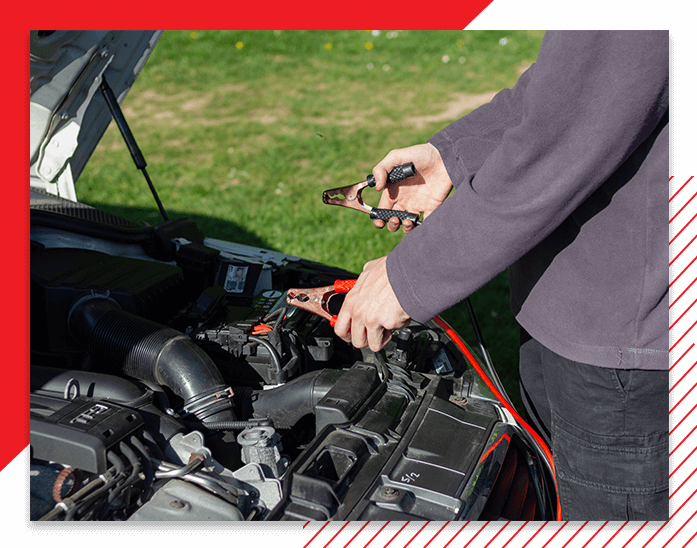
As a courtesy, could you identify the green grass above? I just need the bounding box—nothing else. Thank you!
[78,30,544,410]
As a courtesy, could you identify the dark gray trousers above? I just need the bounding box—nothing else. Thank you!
[518,332,669,521]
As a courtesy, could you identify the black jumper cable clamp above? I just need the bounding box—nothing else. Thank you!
[322,163,421,226]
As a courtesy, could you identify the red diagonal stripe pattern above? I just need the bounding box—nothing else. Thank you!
[304,524,680,548]
[670,176,697,548]
[306,176,697,548]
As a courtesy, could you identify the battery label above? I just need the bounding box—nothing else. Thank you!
[224,265,248,293]
[433,348,454,374]
[252,289,282,312]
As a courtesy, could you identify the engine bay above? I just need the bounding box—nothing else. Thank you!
[29,190,554,522]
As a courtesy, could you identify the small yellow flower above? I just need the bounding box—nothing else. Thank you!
[365,42,373,50]
[190,32,198,39]
[325,43,332,50]
[457,39,464,47]
[236,42,244,50]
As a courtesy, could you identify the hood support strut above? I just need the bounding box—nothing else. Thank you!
[99,75,169,221]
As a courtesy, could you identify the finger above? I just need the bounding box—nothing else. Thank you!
[371,163,389,191]
[373,219,386,229]
[387,216,401,232]
[368,327,392,352]
[332,308,352,343]
[373,149,409,191]
[401,218,414,234]
[350,321,368,349]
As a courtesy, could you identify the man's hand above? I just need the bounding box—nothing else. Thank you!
[372,143,454,233]
[333,256,410,352]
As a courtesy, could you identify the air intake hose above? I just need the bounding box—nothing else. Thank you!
[68,297,236,425]
[244,368,337,429]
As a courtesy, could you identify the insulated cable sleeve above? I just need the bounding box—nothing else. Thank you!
[330,279,357,327]
[334,279,357,294]
[366,162,416,187]
[369,209,421,225]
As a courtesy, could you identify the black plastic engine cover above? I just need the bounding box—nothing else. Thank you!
[31,245,187,355]
[30,395,145,474]
[268,373,500,521]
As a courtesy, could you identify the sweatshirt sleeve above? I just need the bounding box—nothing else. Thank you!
[428,61,535,189]
[387,30,669,323]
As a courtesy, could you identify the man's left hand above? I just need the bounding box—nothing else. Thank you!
[333,256,411,351]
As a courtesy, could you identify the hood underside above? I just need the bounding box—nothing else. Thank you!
[30,30,162,200]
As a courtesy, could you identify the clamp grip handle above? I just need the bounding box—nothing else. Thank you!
[365,163,421,226]
[334,279,357,294]
[366,162,416,187]
[370,209,421,225]
[329,279,357,326]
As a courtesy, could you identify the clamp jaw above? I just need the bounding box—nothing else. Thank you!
[286,280,356,327]
[322,163,421,226]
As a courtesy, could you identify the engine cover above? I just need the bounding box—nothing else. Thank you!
[31,244,187,357]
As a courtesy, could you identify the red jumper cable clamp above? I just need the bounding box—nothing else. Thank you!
[286,279,357,327]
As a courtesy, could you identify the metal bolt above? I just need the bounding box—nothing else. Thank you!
[100,47,109,58]
[449,395,467,406]
[59,110,69,120]
[378,486,400,501]
[168,499,185,509]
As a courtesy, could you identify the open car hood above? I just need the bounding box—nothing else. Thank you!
[30,30,162,200]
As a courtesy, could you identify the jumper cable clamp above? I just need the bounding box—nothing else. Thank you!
[286,279,356,327]
[322,163,421,226]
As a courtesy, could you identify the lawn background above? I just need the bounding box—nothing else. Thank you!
[78,30,545,410]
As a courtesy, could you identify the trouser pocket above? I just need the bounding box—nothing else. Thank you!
[553,411,668,521]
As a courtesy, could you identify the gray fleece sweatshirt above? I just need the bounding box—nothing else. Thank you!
[386,31,668,370]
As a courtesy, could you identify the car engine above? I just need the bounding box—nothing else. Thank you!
[29,190,556,522]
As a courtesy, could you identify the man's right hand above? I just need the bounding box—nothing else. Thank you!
[371,143,454,233]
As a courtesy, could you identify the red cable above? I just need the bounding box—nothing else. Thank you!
[433,315,562,521]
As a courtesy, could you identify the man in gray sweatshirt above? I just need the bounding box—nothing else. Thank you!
[333,31,668,520]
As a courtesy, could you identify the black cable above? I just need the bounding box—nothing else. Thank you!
[107,451,125,479]
[100,442,141,518]
[63,465,121,521]
[130,436,154,503]
[272,307,287,331]
[141,430,165,460]
[249,335,284,375]
[372,351,390,382]
[187,419,273,431]
[464,297,513,406]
